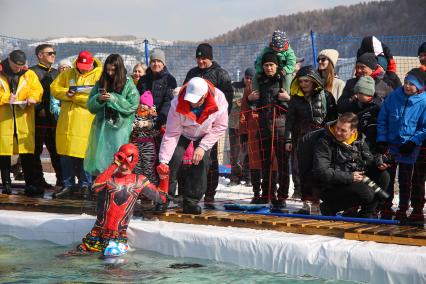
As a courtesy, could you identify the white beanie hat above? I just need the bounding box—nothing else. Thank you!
[318,49,339,67]
[58,59,72,68]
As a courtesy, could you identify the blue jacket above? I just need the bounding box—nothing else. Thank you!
[377,86,426,146]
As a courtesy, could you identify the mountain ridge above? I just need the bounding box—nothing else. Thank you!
[208,0,426,44]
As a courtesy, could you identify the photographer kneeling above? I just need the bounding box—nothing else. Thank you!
[313,112,390,218]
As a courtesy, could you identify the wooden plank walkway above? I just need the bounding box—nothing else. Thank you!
[1,194,425,246]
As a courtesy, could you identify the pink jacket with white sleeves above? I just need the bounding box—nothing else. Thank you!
[159,82,228,164]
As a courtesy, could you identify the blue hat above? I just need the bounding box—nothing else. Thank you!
[405,68,426,91]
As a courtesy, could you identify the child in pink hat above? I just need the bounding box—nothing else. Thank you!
[130,90,160,184]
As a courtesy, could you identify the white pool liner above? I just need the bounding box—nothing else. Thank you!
[0,210,425,283]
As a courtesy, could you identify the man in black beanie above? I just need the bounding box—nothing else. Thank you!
[247,52,290,208]
[184,43,233,205]
[337,52,393,114]
[0,50,43,196]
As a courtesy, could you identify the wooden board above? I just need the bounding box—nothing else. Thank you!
[0,194,425,246]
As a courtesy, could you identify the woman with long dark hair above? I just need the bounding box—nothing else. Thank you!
[84,54,139,177]
[316,49,345,101]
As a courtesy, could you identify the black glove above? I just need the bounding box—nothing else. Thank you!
[376,141,389,154]
[398,141,416,155]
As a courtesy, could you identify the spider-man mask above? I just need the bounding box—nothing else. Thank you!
[114,143,139,172]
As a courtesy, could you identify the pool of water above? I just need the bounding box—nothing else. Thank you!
[0,236,357,283]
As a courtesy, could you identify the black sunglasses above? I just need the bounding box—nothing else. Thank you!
[317,57,328,63]
[43,51,57,56]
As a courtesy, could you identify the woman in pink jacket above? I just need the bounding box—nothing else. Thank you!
[158,77,228,214]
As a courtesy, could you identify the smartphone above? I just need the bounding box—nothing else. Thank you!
[68,86,78,92]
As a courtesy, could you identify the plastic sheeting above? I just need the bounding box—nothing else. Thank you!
[0,210,425,284]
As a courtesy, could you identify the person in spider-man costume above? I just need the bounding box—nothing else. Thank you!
[75,143,169,257]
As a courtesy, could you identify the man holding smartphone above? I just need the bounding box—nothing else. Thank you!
[50,50,102,199]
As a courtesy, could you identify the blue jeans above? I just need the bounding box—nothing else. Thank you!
[60,155,92,188]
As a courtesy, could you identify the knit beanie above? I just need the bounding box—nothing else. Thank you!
[9,50,27,65]
[244,67,255,77]
[356,53,378,70]
[354,76,375,97]
[140,90,154,107]
[150,49,166,65]
[261,52,279,66]
[196,43,213,60]
[270,30,288,49]
[418,42,426,55]
[318,49,339,67]
[405,68,426,91]
[59,59,72,68]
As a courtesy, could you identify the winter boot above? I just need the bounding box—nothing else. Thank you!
[24,185,45,197]
[296,202,311,215]
[408,208,425,225]
[1,166,12,194]
[395,209,408,222]
[52,186,72,199]
[2,183,12,195]
[183,199,202,215]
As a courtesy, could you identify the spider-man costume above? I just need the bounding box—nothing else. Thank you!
[76,143,169,256]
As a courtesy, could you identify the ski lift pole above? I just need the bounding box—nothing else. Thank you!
[144,39,149,65]
[310,30,318,69]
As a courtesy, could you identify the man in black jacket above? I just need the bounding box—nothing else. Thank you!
[29,44,63,189]
[184,43,234,203]
[249,52,290,208]
[313,113,390,218]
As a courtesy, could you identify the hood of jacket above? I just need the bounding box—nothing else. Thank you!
[290,65,323,97]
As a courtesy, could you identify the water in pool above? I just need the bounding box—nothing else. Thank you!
[0,236,357,283]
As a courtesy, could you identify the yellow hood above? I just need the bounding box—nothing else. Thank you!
[329,124,358,145]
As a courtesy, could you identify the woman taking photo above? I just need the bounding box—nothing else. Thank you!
[84,54,139,177]
[316,49,345,101]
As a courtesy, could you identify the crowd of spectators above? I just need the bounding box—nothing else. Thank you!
[1,32,425,224]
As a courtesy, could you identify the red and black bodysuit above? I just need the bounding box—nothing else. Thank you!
[77,143,169,255]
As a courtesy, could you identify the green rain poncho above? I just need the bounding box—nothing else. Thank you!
[84,78,139,176]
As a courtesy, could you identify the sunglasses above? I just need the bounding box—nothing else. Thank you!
[43,51,57,56]
[244,76,253,80]
[317,57,328,63]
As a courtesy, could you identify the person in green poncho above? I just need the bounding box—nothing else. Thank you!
[84,54,139,183]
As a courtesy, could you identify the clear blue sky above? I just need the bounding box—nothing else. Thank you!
[0,0,377,41]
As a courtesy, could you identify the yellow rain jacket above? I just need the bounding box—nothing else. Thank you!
[0,69,43,155]
[50,58,102,158]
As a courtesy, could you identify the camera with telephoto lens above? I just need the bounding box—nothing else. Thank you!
[362,176,389,200]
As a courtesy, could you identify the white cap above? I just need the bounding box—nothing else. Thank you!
[184,77,208,103]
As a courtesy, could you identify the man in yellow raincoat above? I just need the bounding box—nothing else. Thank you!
[0,50,43,195]
[50,50,102,199]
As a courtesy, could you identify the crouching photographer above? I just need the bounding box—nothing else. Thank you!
[312,112,390,218]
